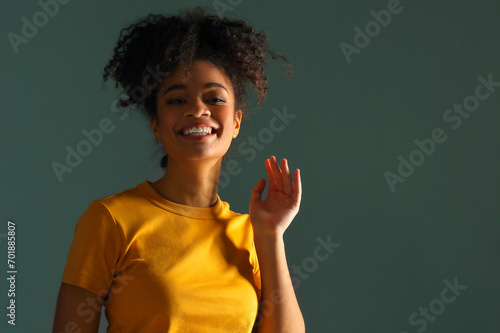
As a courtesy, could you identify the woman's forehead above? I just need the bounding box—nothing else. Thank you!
[159,61,234,92]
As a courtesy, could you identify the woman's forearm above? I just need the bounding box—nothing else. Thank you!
[253,233,305,333]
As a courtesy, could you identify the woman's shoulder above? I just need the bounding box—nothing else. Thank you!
[89,180,149,213]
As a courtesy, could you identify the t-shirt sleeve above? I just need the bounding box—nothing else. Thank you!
[250,236,262,302]
[61,199,124,296]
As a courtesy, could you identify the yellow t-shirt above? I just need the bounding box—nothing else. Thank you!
[61,180,261,332]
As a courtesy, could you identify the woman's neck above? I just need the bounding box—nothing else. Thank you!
[151,158,221,207]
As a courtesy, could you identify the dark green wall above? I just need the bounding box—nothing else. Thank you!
[1,0,498,332]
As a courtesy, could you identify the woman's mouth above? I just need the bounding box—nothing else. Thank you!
[178,126,218,140]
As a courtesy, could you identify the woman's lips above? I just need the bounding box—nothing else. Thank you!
[178,132,217,140]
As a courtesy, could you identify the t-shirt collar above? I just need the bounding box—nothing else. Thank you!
[140,180,224,219]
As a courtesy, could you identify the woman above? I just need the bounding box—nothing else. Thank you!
[52,6,305,333]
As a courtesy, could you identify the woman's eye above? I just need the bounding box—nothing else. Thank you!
[208,98,225,103]
[167,99,184,105]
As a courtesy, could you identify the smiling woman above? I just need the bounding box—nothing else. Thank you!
[52,5,305,333]
[150,59,242,190]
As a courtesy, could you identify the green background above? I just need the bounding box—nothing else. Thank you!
[1,0,499,332]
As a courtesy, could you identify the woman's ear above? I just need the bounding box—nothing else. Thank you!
[232,110,242,138]
[150,115,161,141]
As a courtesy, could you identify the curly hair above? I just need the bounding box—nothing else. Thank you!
[102,5,293,168]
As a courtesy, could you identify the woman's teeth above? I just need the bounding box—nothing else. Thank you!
[182,126,213,136]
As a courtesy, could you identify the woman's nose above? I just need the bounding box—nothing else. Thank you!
[186,100,211,117]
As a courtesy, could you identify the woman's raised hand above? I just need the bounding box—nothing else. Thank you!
[249,156,302,238]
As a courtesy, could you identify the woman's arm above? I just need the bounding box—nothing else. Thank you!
[52,282,102,333]
[249,156,306,333]
[253,233,306,333]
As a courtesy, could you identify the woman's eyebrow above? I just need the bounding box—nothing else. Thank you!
[163,82,228,95]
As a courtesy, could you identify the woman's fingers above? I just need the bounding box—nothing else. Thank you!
[269,156,284,192]
[266,156,295,196]
[293,168,302,208]
[265,158,277,192]
[281,158,293,196]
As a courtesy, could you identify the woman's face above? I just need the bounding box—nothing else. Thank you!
[151,60,242,166]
